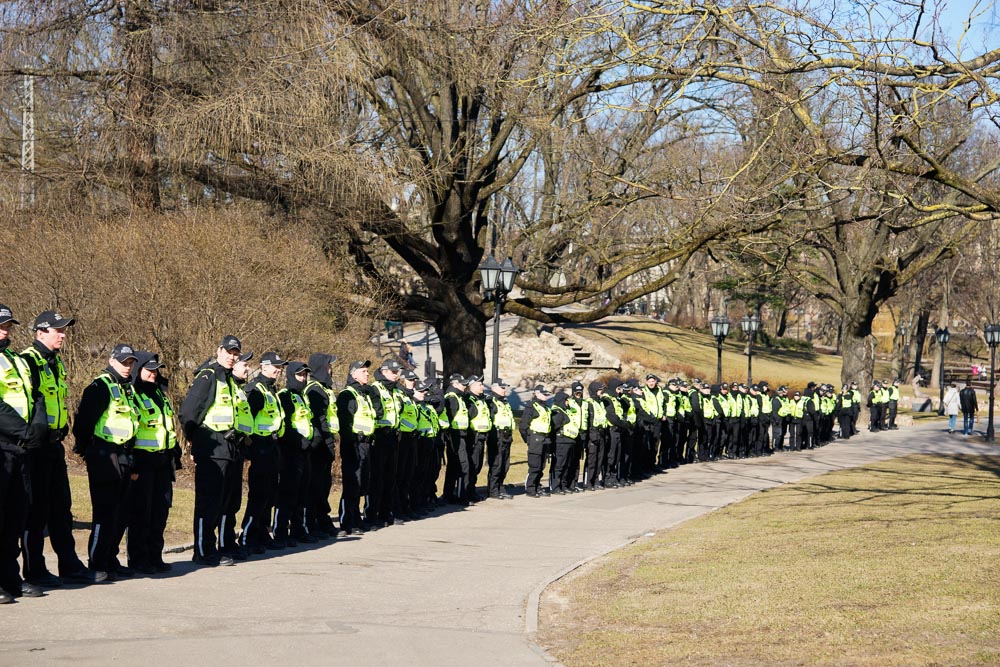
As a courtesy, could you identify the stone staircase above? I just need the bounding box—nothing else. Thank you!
[546,325,621,372]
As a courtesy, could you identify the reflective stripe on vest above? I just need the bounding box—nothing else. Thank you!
[134,388,177,452]
[234,385,254,434]
[252,382,285,437]
[373,381,399,428]
[528,403,551,434]
[417,403,438,436]
[625,396,637,424]
[0,351,33,421]
[445,390,469,430]
[340,385,376,436]
[745,395,759,418]
[94,374,138,445]
[840,393,853,409]
[553,405,579,439]
[793,398,806,419]
[21,347,68,429]
[281,390,314,439]
[640,387,663,419]
[664,392,677,418]
[492,399,514,430]
[588,397,609,427]
[307,380,340,434]
[398,391,419,433]
[760,394,772,414]
[701,395,718,419]
[201,371,238,432]
[468,395,491,433]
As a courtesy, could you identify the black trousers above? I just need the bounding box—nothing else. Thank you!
[274,446,309,539]
[241,439,279,547]
[0,446,29,596]
[394,433,417,515]
[218,452,245,553]
[466,432,487,501]
[839,413,853,438]
[22,442,84,578]
[869,405,882,431]
[85,444,132,572]
[606,428,622,481]
[444,430,469,501]
[193,455,230,558]
[338,436,369,531]
[771,420,786,450]
[584,429,607,487]
[552,438,576,491]
[487,430,512,496]
[368,431,397,522]
[128,449,174,567]
[524,435,547,495]
[887,401,898,428]
[309,445,335,532]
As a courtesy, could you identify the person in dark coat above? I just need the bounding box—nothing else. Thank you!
[959,382,978,435]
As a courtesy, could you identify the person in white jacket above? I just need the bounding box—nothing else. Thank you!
[943,383,961,433]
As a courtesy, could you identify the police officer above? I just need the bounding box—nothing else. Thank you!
[789,390,807,450]
[274,361,316,545]
[602,380,628,485]
[240,351,287,552]
[465,375,491,503]
[486,380,515,499]
[886,379,901,430]
[394,369,420,519]
[0,305,46,602]
[337,360,375,535]
[128,351,180,574]
[636,374,663,477]
[21,310,91,586]
[411,379,438,511]
[180,335,246,567]
[219,351,254,561]
[584,381,609,489]
[550,391,580,494]
[442,373,470,504]
[519,385,552,498]
[868,381,883,432]
[367,359,402,526]
[836,384,854,439]
[73,344,140,581]
[306,353,339,537]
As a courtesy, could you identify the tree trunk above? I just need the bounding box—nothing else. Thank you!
[912,307,930,380]
[840,301,881,400]
[433,288,487,380]
[775,308,788,338]
[121,0,160,211]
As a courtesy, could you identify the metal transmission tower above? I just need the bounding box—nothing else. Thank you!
[20,74,35,208]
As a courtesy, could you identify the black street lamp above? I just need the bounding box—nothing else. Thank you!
[741,313,762,384]
[710,316,731,384]
[984,324,1000,442]
[479,254,519,383]
[935,326,951,415]
[897,324,908,380]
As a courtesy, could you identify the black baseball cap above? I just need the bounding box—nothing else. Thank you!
[571,381,584,392]
[238,351,253,362]
[466,374,483,384]
[533,384,552,397]
[33,310,75,331]
[349,360,371,374]
[143,354,165,371]
[646,374,660,382]
[449,373,467,385]
[381,359,402,372]
[289,361,311,375]
[111,343,138,363]
[0,305,19,325]
[402,369,419,381]
[261,351,288,366]
[219,335,241,351]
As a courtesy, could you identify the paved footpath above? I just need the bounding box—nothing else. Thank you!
[2,423,995,666]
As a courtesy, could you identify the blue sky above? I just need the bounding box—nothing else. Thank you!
[937,0,996,51]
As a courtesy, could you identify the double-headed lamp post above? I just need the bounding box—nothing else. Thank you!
[935,327,951,416]
[741,313,761,385]
[710,316,731,384]
[984,324,1000,442]
[479,254,519,383]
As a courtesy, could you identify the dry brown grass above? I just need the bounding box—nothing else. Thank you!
[539,453,1000,667]
[3,205,382,453]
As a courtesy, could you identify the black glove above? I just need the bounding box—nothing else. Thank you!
[171,446,183,471]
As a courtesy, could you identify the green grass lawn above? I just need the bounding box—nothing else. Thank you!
[574,316,844,388]
[539,453,1000,667]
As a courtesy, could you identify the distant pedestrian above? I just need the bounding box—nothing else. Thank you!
[959,383,978,435]
[943,383,960,433]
